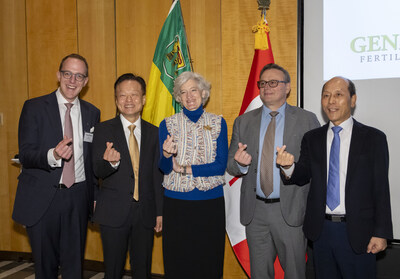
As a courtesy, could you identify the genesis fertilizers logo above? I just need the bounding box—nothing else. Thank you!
[163,35,187,80]
[350,34,400,63]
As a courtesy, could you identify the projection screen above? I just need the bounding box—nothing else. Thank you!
[302,0,400,239]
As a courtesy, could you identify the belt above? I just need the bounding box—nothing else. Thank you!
[256,195,280,203]
[325,214,346,222]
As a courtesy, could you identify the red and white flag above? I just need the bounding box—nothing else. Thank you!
[224,18,285,278]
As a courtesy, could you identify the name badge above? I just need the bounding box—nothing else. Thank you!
[84,132,93,143]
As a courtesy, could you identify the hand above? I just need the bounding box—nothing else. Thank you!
[163,135,177,158]
[154,216,163,233]
[172,157,192,175]
[54,136,73,160]
[367,237,387,254]
[234,142,252,166]
[172,157,181,173]
[103,142,120,165]
[276,145,294,169]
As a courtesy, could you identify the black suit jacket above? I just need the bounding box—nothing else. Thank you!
[284,119,393,253]
[92,116,163,228]
[12,91,100,226]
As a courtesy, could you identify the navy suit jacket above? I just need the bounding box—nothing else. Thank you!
[285,119,393,253]
[91,116,163,228]
[12,91,100,226]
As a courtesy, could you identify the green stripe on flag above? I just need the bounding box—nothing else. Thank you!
[142,0,191,126]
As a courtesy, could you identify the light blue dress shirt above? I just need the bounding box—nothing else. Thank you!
[256,103,286,198]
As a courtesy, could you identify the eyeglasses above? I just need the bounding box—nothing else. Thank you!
[60,71,87,82]
[257,80,288,89]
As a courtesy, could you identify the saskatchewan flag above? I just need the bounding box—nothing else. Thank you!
[142,0,191,127]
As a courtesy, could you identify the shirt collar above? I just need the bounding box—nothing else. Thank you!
[119,114,141,131]
[329,116,353,131]
[262,102,286,117]
[56,88,80,107]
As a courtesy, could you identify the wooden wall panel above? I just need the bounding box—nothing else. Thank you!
[221,0,259,140]
[181,0,223,115]
[77,0,117,122]
[76,0,117,262]
[115,0,171,81]
[25,0,78,98]
[0,0,29,253]
[1,0,298,277]
[222,0,298,141]
[268,0,299,106]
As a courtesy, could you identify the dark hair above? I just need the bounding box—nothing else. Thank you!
[347,78,356,97]
[59,53,89,76]
[114,73,146,96]
[322,76,356,97]
[259,63,291,83]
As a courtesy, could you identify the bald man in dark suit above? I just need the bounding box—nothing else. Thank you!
[277,76,393,279]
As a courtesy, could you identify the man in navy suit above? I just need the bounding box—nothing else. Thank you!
[91,73,163,279]
[12,54,100,278]
[276,76,393,279]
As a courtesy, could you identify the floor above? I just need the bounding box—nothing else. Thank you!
[0,260,166,279]
[0,260,135,279]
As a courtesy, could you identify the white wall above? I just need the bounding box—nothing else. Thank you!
[303,0,400,239]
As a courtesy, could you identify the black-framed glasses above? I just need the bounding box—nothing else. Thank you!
[257,80,288,89]
[60,71,87,82]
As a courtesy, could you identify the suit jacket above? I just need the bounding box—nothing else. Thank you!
[227,104,320,226]
[12,91,100,226]
[91,116,163,228]
[285,119,393,253]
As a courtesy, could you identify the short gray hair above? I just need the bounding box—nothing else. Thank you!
[173,72,211,106]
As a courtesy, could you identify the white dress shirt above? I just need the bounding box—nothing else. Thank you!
[325,117,353,215]
[119,114,142,151]
[109,114,142,169]
[281,116,354,215]
[47,89,85,183]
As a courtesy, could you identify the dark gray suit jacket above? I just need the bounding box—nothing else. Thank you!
[91,116,163,228]
[227,104,320,226]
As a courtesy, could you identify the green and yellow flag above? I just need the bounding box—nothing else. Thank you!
[142,0,191,127]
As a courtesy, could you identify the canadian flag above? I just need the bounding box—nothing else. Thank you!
[224,19,285,278]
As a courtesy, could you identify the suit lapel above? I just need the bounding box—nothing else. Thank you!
[319,124,329,185]
[283,104,296,144]
[345,120,366,187]
[139,119,149,174]
[112,116,133,170]
[45,92,63,140]
[80,100,90,161]
[251,107,263,155]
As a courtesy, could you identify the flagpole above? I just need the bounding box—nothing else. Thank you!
[258,0,271,20]
[174,0,194,71]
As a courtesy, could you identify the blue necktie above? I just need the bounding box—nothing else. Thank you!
[327,126,342,211]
